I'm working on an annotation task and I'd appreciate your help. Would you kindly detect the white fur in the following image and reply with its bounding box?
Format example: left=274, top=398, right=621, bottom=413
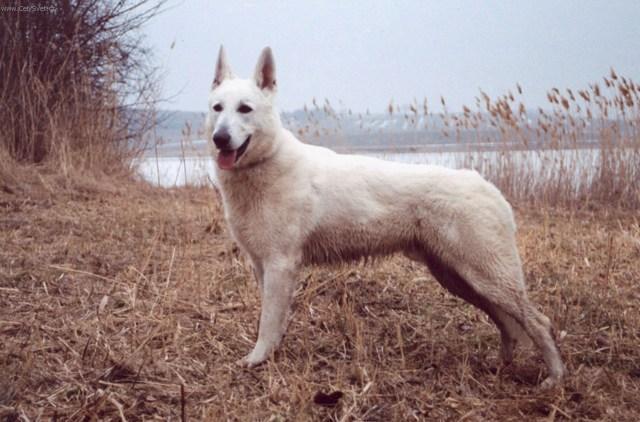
left=206, top=47, right=565, bottom=388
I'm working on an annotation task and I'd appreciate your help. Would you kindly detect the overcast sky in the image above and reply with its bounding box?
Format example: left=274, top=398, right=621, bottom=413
left=143, top=0, right=640, bottom=113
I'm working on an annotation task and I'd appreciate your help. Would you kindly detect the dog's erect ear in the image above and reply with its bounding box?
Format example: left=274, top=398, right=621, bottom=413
left=254, top=47, right=276, bottom=92
left=212, top=45, right=233, bottom=89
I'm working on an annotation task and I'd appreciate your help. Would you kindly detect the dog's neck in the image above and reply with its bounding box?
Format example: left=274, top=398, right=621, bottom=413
left=216, top=127, right=296, bottom=200
left=236, top=135, right=283, bottom=172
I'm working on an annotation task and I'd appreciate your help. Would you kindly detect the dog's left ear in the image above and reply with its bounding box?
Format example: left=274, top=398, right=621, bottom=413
left=254, top=47, right=276, bottom=92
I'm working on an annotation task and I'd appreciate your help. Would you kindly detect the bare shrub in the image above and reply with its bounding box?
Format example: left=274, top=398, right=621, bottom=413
left=0, top=0, right=164, bottom=174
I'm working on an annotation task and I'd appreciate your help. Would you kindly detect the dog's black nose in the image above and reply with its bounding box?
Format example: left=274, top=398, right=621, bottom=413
left=213, top=128, right=231, bottom=149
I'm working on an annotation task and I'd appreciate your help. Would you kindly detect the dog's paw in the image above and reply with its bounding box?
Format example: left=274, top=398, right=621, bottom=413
left=235, top=351, right=267, bottom=368
left=539, top=376, right=562, bottom=390
left=234, top=356, right=251, bottom=368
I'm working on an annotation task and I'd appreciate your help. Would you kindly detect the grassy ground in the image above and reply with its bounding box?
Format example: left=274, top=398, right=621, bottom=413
left=1, top=172, right=639, bottom=421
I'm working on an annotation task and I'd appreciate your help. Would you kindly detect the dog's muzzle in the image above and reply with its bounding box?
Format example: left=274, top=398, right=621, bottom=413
left=213, top=129, right=232, bottom=150
left=215, top=135, right=252, bottom=170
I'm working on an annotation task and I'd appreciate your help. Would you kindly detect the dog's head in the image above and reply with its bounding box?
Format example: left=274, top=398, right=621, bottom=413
left=206, top=46, right=280, bottom=170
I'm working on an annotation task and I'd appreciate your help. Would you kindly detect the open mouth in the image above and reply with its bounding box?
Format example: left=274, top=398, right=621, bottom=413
left=216, top=135, right=251, bottom=169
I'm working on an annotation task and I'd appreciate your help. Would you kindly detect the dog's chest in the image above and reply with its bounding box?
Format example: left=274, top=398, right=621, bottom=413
left=222, top=196, right=267, bottom=252
left=219, top=180, right=293, bottom=257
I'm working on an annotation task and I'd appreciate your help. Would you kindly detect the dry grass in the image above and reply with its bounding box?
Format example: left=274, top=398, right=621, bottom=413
left=1, top=170, right=639, bottom=421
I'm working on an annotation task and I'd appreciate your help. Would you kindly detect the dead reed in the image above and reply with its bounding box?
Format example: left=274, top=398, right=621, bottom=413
left=292, top=71, right=640, bottom=209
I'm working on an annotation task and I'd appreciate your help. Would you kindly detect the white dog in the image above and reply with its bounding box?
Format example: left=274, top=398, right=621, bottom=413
left=206, top=47, right=565, bottom=388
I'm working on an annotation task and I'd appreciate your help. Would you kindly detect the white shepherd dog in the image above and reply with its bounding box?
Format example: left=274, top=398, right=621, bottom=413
left=205, top=46, right=565, bottom=388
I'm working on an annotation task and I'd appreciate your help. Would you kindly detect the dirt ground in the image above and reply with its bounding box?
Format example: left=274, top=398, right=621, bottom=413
left=1, top=172, right=639, bottom=421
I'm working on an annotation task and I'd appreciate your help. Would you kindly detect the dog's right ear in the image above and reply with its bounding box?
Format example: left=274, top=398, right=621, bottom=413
left=212, top=46, right=233, bottom=89
left=254, top=47, right=276, bottom=93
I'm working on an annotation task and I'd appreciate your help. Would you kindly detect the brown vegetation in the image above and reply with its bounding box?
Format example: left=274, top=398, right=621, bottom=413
left=298, top=71, right=640, bottom=209
left=1, top=169, right=639, bottom=420
left=0, top=0, right=163, bottom=170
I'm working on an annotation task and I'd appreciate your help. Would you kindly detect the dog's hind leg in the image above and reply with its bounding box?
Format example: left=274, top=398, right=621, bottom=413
left=489, top=292, right=565, bottom=389
left=409, top=251, right=520, bottom=364
left=407, top=247, right=564, bottom=388
left=437, top=253, right=564, bottom=389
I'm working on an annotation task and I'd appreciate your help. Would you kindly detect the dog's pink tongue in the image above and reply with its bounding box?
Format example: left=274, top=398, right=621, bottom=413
left=217, top=150, right=237, bottom=169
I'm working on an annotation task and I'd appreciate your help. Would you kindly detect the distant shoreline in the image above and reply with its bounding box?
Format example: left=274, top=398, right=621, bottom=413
left=143, top=139, right=603, bottom=159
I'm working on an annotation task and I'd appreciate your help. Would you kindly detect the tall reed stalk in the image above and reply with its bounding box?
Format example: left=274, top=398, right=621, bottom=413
left=293, top=71, right=639, bottom=209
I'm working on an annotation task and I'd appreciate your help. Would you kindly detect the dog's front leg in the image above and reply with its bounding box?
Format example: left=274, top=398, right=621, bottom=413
left=237, top=256, right=299, bottom=367
left=249, top=257, right=264, bottom=297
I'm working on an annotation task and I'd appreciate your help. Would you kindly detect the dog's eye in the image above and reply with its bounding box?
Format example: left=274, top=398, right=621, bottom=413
left=213, top=103, right=223, bottom=112
left=237, top=104, right=253, bottom=114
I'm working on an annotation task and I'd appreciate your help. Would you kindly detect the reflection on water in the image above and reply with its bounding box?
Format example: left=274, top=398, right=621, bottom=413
left=136, top=148, right=605, bottom=188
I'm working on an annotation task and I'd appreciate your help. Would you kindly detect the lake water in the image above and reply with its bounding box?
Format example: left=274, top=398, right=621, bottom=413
left=136, top=146, right=608, bottom=188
